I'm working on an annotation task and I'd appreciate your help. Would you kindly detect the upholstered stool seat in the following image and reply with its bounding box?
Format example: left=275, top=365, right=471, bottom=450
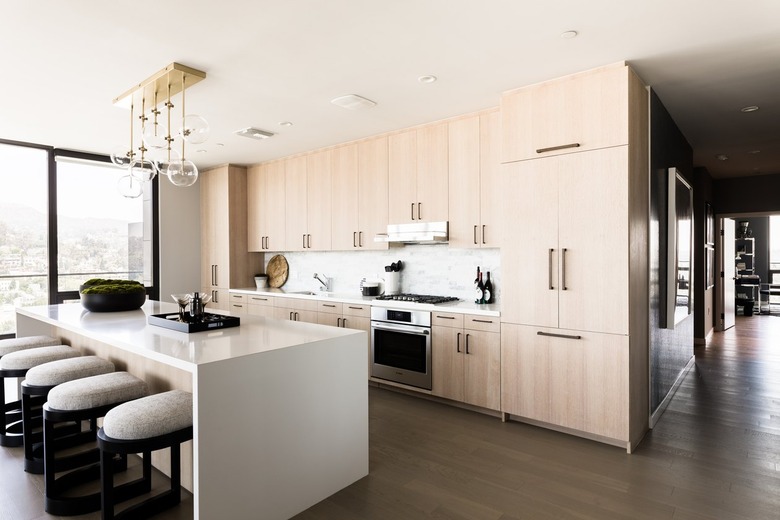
left=43, top=372, right=148, bottom=516
left=0, top=335, right=60, bottom=357
left=98, top=390, right=193, bottom=520
left=21, top=356, right=115, bottom=473
left=0, top=343, right=77, bottom=447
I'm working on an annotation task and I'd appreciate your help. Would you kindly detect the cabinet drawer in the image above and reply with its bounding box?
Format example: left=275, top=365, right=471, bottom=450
left=229, top=303, right=247, bottom=315
left=464, top=315, right=500, bottom=333
left=317, top=301, right=343, bottom=314
left=247, top=295, right=274, bottom=307
left=248, top=304, right=274, bottom=317
left=432, top=312, right=464, bottom=328
left=343, top=304, right=370, bottom=318
left=274, top=297, right=318, bottom=312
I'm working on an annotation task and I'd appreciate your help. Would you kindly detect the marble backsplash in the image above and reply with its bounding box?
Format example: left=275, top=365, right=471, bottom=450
left=264, top=245, right=501, bottom=303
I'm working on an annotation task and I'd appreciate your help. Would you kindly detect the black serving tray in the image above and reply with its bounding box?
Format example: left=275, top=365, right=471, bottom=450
left=148, top=312, right=240, bottom=333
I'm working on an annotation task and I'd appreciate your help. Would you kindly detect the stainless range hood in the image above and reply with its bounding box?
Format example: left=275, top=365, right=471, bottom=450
left=374, top=221, right=448, bottom=244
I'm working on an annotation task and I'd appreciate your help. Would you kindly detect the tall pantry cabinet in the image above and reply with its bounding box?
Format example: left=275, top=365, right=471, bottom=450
left=200, top=164, right=264, bottom=309
left=499, top=63, right=649, bottom=452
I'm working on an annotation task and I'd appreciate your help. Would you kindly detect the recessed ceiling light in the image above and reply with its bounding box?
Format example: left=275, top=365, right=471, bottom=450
left=418, top=75, right=437, bottom=84
left=235, top=127, right=275, bottom=140
left=330, top=94, right=377, bottom=110
left=279, top=121, right=293, bottom=127
left=715, top=154, right=729, bottom=161
left=747, top=150, right=761, bottom=154
left=740, top=105, right=759, bottom=113
left=216, top=143, right=224, bottom=147
left=560, top=30, right=578, bottom=39
left=196, top=149, right=207, bottom=153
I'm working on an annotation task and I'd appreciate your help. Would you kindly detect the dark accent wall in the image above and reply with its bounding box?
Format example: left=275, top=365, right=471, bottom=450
left=714, top=175, right=780, bottom=214
left=650, top=90, right=694, bottom=414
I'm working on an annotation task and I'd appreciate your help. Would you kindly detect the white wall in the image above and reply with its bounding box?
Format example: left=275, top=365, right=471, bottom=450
left=266, top=246, right=501, bottom=303
left=158, top=178, right=201, bottom=298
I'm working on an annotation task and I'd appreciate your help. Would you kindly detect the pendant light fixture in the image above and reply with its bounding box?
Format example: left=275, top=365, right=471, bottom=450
left=113, top=63, right=208, bottom=197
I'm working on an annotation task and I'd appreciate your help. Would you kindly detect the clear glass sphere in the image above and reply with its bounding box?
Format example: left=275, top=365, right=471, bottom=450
left=117, top=174, right=143, bottom=198
left=179, top=114, right=210, bottom=144
left=110, top=146, right=133, bottom=168
left=146, top=147, right=181, bottom=175
left=142, top=122, right=169, bottom=149
left=128, top=159, right=157, bottom=182
left=166, top=159, right=199, bottom=187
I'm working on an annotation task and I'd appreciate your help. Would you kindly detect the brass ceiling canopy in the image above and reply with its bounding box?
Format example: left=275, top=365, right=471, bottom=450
left=112, top=62, right=206, bottom=109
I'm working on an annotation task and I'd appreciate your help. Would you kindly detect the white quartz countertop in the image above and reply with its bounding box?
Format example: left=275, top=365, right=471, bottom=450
left=229, top=287, right=501, bottom=317
left=16, top=301, right=365, bottom=372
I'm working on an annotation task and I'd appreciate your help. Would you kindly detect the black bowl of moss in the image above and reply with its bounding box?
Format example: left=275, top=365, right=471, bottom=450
left=80, top=279, right=147, bottom=312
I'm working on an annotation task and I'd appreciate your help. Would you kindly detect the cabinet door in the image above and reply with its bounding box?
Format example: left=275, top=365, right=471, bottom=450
left=463, top=329, right=500, bottom=410
left=557, top=147, right=628, bottom=334
left=500, top=160, right=559, bottom=327
left=331, top=144, right=359, bottom=250
left=581, top=330, right=628, bottom=440
left=317, top=312, right=342, bottom=328
left=479, top=110, right=501, bottom=248
left=200, top=167, right=230, bottom=289
left=388, top=130, right=417, bottom=224
left=263, top=161, right=287, bottom=251
left=432, top=326, right=464, bottom=402
left=500, top=323, right=550, bottom=422
left=416, top=122, right=448, bottom=223
left=501, top=65, right=629, bottom=163
left=548, top=331, right=585, bottom=431
left=358, top=136, right=389, bottom=249
left=246, top=164, right=263, bottom=251
left=448, top=116, right=481, bottom=248
left=285, top=156, right=308, bottom=251
left=306, top=150, right=332, bottom=251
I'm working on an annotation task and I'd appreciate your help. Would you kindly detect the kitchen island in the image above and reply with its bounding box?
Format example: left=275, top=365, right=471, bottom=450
left=15, top=301, right=368, bottom=520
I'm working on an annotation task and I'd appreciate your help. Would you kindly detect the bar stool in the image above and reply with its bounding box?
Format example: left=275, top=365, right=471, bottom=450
left=98, top=390, right=193, bottom=520
left=22, top=355, right=116, bottom=473
left=0, top=343, right=78, bottom=447
left=43, top=371, right=148, bottom=516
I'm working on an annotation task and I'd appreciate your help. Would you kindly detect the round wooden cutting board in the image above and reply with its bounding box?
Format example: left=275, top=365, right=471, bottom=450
left=266, top=255, right=289, bottom=288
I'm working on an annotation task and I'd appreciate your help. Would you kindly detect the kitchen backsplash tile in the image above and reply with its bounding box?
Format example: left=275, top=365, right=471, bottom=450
left=265, top=246, right=500, bottom=303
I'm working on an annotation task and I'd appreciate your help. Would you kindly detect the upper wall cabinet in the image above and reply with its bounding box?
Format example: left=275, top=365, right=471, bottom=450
left=501, top=63, right=630, bottom=163
left=247, top=161, right=286, bottom=252
left=331, top=137, right=389, bottom=251
left=388, top=122, right=448, bottom=224
left=285, top=151, right=333, bottom=252
left=448, top=109, right=501, bottom=248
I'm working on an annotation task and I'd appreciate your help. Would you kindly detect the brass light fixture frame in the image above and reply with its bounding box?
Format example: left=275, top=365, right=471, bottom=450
left=113, top=62, right=206, bottom=109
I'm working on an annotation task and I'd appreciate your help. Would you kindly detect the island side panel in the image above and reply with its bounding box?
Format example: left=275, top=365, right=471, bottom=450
left=193, top=331, right=368, bottom=520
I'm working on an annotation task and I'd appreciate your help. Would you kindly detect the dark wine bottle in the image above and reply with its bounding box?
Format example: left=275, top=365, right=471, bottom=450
left=484, top=272, right=493, bottom=304
left=476, top=271, right=485, bottom=304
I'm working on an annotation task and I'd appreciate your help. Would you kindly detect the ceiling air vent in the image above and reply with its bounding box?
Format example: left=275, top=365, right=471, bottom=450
left=235, top=127, right=275, bottom=140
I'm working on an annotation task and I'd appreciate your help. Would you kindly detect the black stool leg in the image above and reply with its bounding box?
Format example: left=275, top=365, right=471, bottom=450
left=1, top=374, right=24, bottom=447
left=170, top=443, right=181, bottom=506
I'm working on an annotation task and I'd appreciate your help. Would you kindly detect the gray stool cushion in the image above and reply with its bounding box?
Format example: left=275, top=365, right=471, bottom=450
left=103, top=390, right=192, bottom=440
left=47, top=372, right=148, bottom=412
left=25, top=356, right=115, bottom=387
left=0, top=345, right=78, bottom=371
left=0, top=335, right=60, bottom=357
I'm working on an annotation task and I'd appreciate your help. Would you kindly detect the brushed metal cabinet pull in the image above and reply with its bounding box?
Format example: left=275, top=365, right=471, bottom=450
left=323, top=304, right=336, bottom=308
left=473, top=225, right=478, bottom=245
left=307, top=234, right=311, bottom=248
left=465, top=333, right=470, bottom=354
left=359, top=231, right=363, bottom=247
left=342, top=318, right=348, bottom=327
left=337, top=317, right=342, bottom=327
left=436, top=315, right=455, bottom=320
left=536, top=143, right=581, bottom=154
left=472, top=319, right=493, bottom=324
left=353, top=231, right=357, bottom=248
left=548, top=249, right=555, bottom=290
left=302, top=234, right=306, bottom=248
left=456, top=332, right=461, bottom=353
left=411, top=202, right=415, bottom=220
left=252, top=297, right=268, bottom=302
left=233, top=304, right=243, bottom=308
left=482, top=225, right=486, bottom=244
left=348, top=306, right=363, bottom=310
left=214, top=265, right=218, bottom=287
left=562, top=248, right=568, bottom=291
left=295, top=312, right=299, bottom=321
left=289, top=311, right=294, bottom=320
left=537, top=331, right=582, bottom=340
left=417, top=202, right=422, bottom=220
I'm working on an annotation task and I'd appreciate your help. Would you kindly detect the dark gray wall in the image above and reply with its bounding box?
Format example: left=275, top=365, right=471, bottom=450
left=714, top=175, right=780, bottom=214
left=650, top=90, right=694, bottom=414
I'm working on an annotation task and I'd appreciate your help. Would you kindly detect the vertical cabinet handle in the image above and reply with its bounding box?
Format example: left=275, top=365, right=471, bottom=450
left=411, top=202, right=415, bottom=220
left=359, top=231, right=363, bottom=247
left=342, top=318, right=347, bottom=328
left=353, top=232, right=357, bottom=248
left=473, top=225, right=478, bottom=245
left=295, top=312, right=300, bottom=321
left=289, top=311, right=294, bottom=320
left=465, top=333, right=470, bottom=354
left=482, top=225, right=486, bottom=244
left=562, top=248, right=568, bottom=290
left=337, top=317, right=342, bottom=327
left=307, top=234, right=311, bottom=248
left=213, top=265, right=218, bottom=287
left=417, top=202, right=422, bottom=220
left=548, top=249, right=555, bottom=290
left=456, top=332, right=461, bottom=353
left=302, top=234, right=306, bottom=248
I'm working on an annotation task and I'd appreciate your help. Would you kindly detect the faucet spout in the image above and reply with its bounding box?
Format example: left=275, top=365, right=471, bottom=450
left=313, top=273, right=331, bottom=292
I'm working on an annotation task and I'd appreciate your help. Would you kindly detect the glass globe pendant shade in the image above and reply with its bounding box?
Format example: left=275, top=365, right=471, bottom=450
left=142, top=122, right=169, bottom=149
left=110, top=146, right=133, bottom=168
left=128, top=159, right=157, bottom=182
left=117, top=174, right=143, bottom=198
left=179, top=114, right=210, bottom=144
left=146, top=147, right=181, bottom=175
left=166, top=159, right=199, bottom=187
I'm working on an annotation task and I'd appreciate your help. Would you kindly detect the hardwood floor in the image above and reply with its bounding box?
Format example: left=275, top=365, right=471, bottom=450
left=2, top=315, right=778, bottom=519
left=295, top=315, right=780, bottom=520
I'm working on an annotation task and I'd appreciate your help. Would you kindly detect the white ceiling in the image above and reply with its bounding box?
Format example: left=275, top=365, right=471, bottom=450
left=2, top=1, right=779, bottom=179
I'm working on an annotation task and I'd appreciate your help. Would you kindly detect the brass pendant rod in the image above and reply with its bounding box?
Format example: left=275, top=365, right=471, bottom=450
left=129, top=97, right=134, bottom=161
left=166, top=78, right=172, bottom=163
left=181, top=71, right=186, bottom=161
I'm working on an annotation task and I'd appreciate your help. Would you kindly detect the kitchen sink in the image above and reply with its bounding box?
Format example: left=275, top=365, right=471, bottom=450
left=289, top=290, right=333, bottom=297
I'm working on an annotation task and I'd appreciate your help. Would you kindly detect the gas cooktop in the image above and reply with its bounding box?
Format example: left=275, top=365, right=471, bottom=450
left=374, top=293, right=459, bottom=304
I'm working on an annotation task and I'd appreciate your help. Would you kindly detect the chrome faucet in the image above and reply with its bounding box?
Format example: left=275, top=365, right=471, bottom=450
left=313, top=273, right=331, bottom=292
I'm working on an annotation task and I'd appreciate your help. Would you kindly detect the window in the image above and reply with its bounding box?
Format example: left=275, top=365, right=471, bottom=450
left=0, top=142, right=50, bottom=335
left=770, top=215, right=780, bottom=282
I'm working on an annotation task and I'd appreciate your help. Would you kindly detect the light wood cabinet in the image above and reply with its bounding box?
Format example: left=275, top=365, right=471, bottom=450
left=500, top=147, right=629, bottom=334
left=331, top=139, right=388, bottom=250
left=247, top=161, right=286, bottom=251
left=388, top=123, right=448, bottom=224
left=448, top=110, right=500, bottom=248
left=501, top=63, right=630, bottom=163
left=285, top=152, right=332, bottom=251
left=274, top=296, right=318, bottom=323
left=285, top=156, right=308, bottom=251
left=431, top=311, right=500, bottom=410
left=200, top=165, right=263, bottom=310
left=501, top=323, right=628, bottom=440
left=247, top=294, right=274, bottom=317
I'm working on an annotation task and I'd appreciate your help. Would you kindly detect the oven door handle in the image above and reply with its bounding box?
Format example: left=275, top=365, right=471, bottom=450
left=371, top=322, right=431, bottom=335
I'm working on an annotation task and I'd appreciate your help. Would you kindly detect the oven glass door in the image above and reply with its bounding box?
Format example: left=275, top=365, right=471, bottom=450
left=371, top=322, right=432, bottom=389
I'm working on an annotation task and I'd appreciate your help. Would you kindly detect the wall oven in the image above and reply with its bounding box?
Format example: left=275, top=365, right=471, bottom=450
left=370, top=307, right=432, bottom=390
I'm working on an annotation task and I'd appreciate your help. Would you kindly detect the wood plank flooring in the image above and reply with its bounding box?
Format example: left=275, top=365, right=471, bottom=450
left=2, top=315, right=779, bottom=519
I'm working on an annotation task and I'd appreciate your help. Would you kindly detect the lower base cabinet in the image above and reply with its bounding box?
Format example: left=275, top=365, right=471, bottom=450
left=501, top=323, right=628, bottom=442
left=432, top=312, right=501, bottom=411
